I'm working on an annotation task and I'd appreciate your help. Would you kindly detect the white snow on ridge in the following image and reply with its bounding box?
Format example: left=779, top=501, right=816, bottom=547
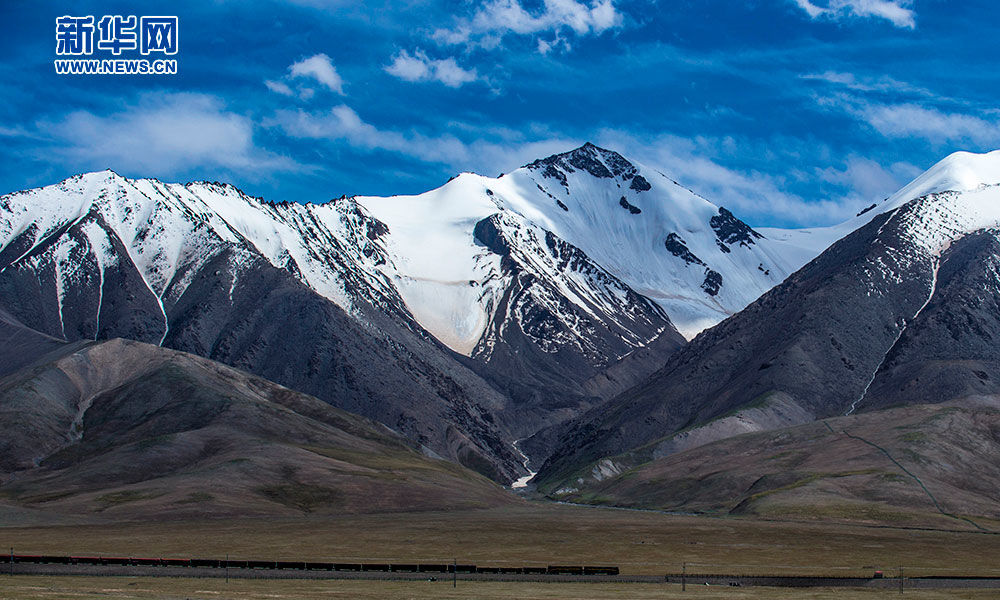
left=886, top=150, right=1000, bottom=211
left=354, top=174, right=504, bottom=354
left=760, top=150, right=1000, bottom=276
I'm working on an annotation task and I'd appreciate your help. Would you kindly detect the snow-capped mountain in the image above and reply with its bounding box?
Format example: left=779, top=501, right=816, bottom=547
left=368, top=143, right=829, bottom=341
left=10, top=143, right=993, bottom=484
left=536, top=149, right=1000, bottom=491
left=0, top=143, right=853, bottom=370
left=0, top=145, right=702, bottom=479
left=0, top=171, right=526, bottom=482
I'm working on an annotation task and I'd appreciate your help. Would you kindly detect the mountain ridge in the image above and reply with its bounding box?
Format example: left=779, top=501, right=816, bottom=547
left=533, top=149, right=1000, bottom=500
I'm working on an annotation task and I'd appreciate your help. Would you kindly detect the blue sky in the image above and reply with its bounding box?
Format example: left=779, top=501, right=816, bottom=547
left=1, top=0, right=998, bottom=227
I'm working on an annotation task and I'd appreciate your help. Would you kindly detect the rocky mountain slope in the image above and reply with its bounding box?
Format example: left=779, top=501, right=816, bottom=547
left=0, top=143, right=818, bottom=479
left=549, top=400, right=1000, bottom=529
left=0, top=332, right=514, bottom=519
left=0, top=174, right=522, bottom=481
left=535, top=150, right=1000, bottom=498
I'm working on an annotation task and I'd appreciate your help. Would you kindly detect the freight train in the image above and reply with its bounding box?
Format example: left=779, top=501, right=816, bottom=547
left=8, top=554, right=619, bottom=576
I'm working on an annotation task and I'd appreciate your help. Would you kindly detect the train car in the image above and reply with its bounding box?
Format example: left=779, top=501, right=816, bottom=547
left=498, top=567, right=523, bottom=574
left=451, top=564, right=477, bottom=574
left=191, top=558, right=222, bottom=568
left=166, top=558, right=192, bottom=568
left=547, top=565, right=584, bottom=575
left=476, top=566, right=502, bottom=574
left=7, top=553, right=621, bottom=580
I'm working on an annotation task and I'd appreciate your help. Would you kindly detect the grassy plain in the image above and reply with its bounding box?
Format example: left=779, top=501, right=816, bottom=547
left=2, top=576, right=999, bottom=600
left=2, top=503, right=998, bottom=578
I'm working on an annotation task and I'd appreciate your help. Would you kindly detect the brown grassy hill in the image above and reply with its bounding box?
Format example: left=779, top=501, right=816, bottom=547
left=0, top=338, right=516, bottom=520
left=545, top=399, right=1000, bottom=530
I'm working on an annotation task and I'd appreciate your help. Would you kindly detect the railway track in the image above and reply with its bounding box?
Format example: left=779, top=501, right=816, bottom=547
left=6, top=555, right=1000, bottom=588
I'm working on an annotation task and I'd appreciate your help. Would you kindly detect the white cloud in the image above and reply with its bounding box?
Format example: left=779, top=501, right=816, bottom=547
left=801, top=71, right=928, bottom=96
left=289, top=53, right=344, bottom=94
left=791, top=0, right=916, bottom=29
left=385, top=50, right=478, bottom=87
left=37, top=93, right=299, bottom=176
left=432, top=58, right=478, bottom=88
left=817, top=155, right=921, bottom=201
left=862, top=103, right=1000, bottom=146
left=265, top=79, right=295, bottom=97
left=267, top=105, right=575, bottom=175
left=434, top=0, right=622, bottom=50
left=266, top=103, right=887, bottom=227
left=820, top=94, right=1000, bottom=147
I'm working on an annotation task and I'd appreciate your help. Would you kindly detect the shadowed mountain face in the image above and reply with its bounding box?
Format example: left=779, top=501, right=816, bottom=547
left=861, top=230, right=1000, bottom=411
left=0, top=337, right=515, bottom=518
left=535, top=179, right=1000, bottom=496
left=466, top=212, right=684, bottom=441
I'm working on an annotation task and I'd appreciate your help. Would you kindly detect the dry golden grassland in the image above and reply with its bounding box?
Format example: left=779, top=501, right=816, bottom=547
left=2, top=503, right=998, bottom=578
left=1, top=576, right=999, bottom=600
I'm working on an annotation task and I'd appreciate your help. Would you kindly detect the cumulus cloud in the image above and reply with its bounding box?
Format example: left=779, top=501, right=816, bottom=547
left=289, top=53, right=344, bottom=94
left=791, top=0, right=916, bottom=29
left=265, top=53, right=344, bottom=100
left=36, top=93, right=299, bottom=176
left=434, top=0, right=622, bottom=50
left=385, top=50, right=478, bottom=87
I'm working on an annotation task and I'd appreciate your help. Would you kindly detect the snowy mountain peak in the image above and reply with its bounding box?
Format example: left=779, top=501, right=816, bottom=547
left=884, top=149, right=1000, bottom=211
left=521, top=143, right=658, bottom=197
left=343, top=144, right=840, bottom=341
